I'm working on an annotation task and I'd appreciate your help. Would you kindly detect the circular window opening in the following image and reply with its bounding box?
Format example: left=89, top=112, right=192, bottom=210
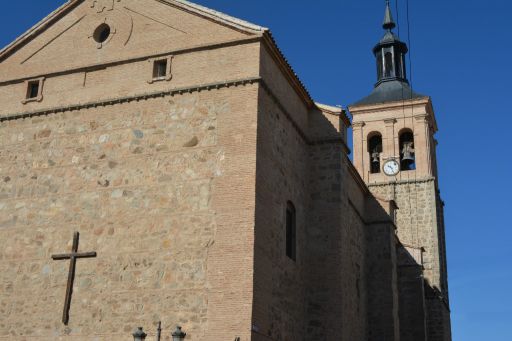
left=93, top=23, right=111, bottom=43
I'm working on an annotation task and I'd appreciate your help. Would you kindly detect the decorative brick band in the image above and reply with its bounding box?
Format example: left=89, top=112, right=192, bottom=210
left=367, top=177, right=436, bottom=187
left=0, top=77, right=261, bottom=123
left=0, top=76, right=351, bottom=156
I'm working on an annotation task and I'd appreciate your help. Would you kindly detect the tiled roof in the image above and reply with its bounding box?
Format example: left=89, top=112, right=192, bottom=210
left=350, top=80, right=427, bottom=107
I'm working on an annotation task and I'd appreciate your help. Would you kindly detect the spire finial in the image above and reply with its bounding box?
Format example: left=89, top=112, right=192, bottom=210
left=383, top=0, right=396, bottom=31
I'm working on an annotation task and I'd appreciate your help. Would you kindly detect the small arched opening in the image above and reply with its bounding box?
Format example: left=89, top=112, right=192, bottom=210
left=399, top=129, right=416, bottom=171
left=368, top=133, right=383, bottom=174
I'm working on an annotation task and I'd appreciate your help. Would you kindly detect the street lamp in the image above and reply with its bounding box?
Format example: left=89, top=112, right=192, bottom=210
left=172, top=326, right=186, bottom=341
left=133, top=327, right=147, bottom=341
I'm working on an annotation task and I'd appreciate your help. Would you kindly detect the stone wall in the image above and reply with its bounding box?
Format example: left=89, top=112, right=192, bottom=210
left=251, top=86, right=309, bottom=341
left=397, top=246, right=427, bottom=341
left=364, top=222, right=400, bottom=341
left=368, top=179, right=442, bottom=289
left=305, top=144, right=368, bottom=341
left=253, top=49, right=369, bottom=339
left=369, top=179, right=452, bottom=341
left=0, top=83, right=259, bottom=341
left=426, top=290, right=452, bottom=341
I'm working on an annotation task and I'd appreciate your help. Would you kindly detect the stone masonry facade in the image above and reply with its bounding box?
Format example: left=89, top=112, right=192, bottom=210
left=0, top=1, right=451, bottom=340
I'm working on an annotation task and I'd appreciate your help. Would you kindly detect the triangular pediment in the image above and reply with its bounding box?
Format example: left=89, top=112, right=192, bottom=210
left=0, top=0, right=266, bottom=81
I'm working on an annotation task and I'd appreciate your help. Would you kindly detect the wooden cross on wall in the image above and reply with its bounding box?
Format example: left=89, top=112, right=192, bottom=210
left=51, top=232, right=97, bottom=325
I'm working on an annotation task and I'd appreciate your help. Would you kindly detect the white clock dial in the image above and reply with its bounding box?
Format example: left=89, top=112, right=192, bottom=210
left=383, top=159, right=400, bottom=176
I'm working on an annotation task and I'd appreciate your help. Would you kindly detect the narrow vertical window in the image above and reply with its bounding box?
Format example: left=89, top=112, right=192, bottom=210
left=27, top=81, right=40, bottom=99
left=286, top=201, right=296, bottom=261
left=402, top=55, right=407, bottom=79
left=148, top=56, right=173, bottom=83
left=368, top=133, right=383, bottom=174
left=394, top=51, right=403, bottom=78
left=376, top=50, right=383, bottom=80
left=384, top=51, right=393, bottom=78
left=153, top=59, right=168, bottom=79
left=399, top=130, right=416, bottom=171
left=23, top=77, right=45, bottom=104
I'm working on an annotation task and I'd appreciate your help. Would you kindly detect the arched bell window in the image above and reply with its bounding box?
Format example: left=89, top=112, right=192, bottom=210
left=368, top=133, right=383, bottom=174
left=399, top=130, right=416, bottom=171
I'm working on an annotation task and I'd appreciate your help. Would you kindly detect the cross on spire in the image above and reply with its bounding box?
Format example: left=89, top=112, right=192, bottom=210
left=383, top=0, right=396, bottom=31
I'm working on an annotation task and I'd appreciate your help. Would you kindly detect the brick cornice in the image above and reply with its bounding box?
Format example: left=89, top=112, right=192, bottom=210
left=352, top=121, right=365, bottom=129
left=367, top=177, right=436, bottom=187
left=0, top=77, right=261, bottom=123
left=384, top=118, right=397, bottom=125
left=0, top=76, right=351, bottom=156
left=348, top=96, right=431, bottom=114
left=414, top=113, right=429, bottom=122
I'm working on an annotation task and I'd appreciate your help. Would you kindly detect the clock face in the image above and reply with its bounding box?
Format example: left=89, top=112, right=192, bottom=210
left=383, top=159, right=400, bottom=176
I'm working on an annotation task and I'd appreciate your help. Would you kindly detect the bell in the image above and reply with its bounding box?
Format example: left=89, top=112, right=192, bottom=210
left=402, top=142, right=415, bottom=162
left=371, top=151, right=380, bottom=164
left=402, top=150, right=414, bottom=162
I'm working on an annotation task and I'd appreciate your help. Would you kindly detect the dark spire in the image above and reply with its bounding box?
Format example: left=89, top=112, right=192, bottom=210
left=383, top=0, right=396, bottom=31
left=370, top=0, right=408, bottom=86
left=350, top=0, right=426, bottom=106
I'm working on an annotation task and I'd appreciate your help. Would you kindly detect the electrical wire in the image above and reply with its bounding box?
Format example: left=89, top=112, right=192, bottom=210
left=394, top=0, right=420, bottom=246
left=405, top=0, right=421, bottom=247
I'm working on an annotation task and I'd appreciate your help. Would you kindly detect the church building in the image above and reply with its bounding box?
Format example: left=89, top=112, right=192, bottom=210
left=0, top=0, right=451, bottom=340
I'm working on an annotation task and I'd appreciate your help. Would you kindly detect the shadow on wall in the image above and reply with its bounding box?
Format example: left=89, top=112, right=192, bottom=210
left=250, top=94, right=349, bottom=340
left=397, top=245, right=451, bottom=341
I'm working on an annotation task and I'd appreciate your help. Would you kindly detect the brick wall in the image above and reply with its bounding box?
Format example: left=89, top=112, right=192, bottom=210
left=251, top=86, right=309, bottom=341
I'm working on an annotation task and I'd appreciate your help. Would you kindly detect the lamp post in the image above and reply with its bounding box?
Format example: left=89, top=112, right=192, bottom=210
left=133, top=327, right=147, bottom=341
left=171, top=326, right=186, bottom=341
left=156, top=321, right=162, bottom=341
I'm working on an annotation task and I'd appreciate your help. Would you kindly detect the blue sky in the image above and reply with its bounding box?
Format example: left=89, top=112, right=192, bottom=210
left=1, top=1, right=511, bottom=340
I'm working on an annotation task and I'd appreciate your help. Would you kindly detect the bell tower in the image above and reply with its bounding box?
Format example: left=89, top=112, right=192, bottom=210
left=348, top=2, right=452, bottom=341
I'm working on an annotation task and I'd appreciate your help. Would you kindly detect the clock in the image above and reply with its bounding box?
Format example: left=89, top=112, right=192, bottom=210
left=383, top=159, right=400, bottom=176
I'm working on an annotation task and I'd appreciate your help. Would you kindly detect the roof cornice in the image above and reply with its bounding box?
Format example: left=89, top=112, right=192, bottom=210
left=0, top=0, right=82, bottom=63
left=348, top=96, right=431, bottom=113
left=160, top=0, right=268, bottom=33
left=0, top=0, right=266, bottom=63
left=156, top=0, right=267, bottom=34
left=315, top=102, right=351, bottom=127
left=261, top=31, right=314, bottom=108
